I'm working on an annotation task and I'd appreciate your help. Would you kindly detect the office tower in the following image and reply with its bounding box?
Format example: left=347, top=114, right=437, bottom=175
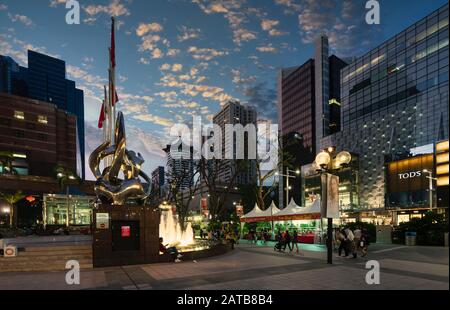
left=213, top=100, right=257, bottom=185
left=0, top=50, right=85, bottom=179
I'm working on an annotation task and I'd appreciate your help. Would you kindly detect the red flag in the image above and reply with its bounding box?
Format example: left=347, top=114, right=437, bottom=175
left=110, top=17, right=116, bottom=68
left=98, top=103, right=105, bottom=129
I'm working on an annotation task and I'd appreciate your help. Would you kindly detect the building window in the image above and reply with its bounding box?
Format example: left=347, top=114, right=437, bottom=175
left=38, top=115, right=48, bottom=125
left=38, top=133, right=48, bottom=141
left=14, top=111, right=25, bottom=120
left=26, top=123, right=36, bottom=130
left=14, top=130, right=25, bottom=139
left=0, top=118, right=11, bottom=126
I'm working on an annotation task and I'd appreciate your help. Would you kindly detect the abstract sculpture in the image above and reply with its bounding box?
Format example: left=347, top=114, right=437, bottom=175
left=89, top=111, right=151, bottom=205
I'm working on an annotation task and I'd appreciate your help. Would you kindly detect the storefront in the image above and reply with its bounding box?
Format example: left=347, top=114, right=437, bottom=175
left=43, top=194, right=96, bottom=227
left=385, top=153, right=446, bottom=224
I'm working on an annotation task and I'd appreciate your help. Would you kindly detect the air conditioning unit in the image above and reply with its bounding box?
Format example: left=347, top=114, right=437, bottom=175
left=4, top=246, right=17, bottom=257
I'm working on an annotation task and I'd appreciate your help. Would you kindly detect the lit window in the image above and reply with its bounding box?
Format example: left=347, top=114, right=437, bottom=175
left=14, top=111, right=25, bottom=120
left=38, top=115, right=48, bottom=125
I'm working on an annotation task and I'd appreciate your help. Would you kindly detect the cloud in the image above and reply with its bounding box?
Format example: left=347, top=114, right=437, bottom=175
left=261, top=19, right=279, bottom=31
left=256, top=44, right=278, bottom=53
left=187, top=46, right=228, bottom=61
left=0, top=4, right=7, bottom=10
left=8, top=13, right=34, bottom=27
left=177, top=26, right=202, bottom=42
left=136, top=22, right=164, bottom=36
left=192, top=0, right=259, bottom=46
left=276, top=0, right=379, bottom=55
left=244, top=82, right=277, bottom=122
left=84, top=0, right=130, bottom=18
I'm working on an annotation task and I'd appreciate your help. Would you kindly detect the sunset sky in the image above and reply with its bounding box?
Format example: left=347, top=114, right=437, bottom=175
left=0, top=0, right=447, bottom=178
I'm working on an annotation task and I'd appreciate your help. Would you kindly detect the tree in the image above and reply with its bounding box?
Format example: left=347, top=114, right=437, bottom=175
left=0, top=151, right=18, bottom=175
left=54, top=164, right=80, bottom=194
left=253, top=132, right=298, bottom=211
left=0, top=191, right=25, bottom=228
left=199, top=157, right=247, bottom=220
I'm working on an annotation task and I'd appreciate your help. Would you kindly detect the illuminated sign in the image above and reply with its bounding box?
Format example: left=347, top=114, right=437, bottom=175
left=121, top=226, right=131, bottom=238
left=398, top=171, right=422, bottom=180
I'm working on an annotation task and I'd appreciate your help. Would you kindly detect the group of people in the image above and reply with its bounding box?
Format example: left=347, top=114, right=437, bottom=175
left=274, top=230, right=301, bottom=254
left=334, top=227, right=370, bottom=258
left=247, top=229, right=271, bottom=245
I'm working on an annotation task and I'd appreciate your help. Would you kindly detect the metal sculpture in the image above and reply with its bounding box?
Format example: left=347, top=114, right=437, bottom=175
left=89, top=111, right=151, bottom=205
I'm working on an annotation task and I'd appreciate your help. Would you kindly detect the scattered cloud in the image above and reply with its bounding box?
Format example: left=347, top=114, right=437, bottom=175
left=177, top=26, right=202, bottom=42
left=256, top=44, right=278, bottom=53
left=136, top=22, right=163, bottom=36
left=187, top=46, right=228, bottom=61
left=8, top=13, right=34, bottom=27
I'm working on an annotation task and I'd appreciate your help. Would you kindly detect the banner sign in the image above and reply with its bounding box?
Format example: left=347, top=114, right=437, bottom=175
left=96, top=213, right=110, bottom=230
left=321, top=173, right=340, bottom=219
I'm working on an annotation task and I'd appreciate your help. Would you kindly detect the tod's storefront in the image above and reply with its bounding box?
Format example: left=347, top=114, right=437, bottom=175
left=386, top=153, right=447, bottom=224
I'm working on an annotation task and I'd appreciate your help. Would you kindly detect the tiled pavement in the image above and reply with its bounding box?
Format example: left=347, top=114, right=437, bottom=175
left=0, top=243, right=448, bottom=290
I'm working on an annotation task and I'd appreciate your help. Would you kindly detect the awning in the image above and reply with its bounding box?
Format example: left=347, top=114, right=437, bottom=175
left=273, top=198, right=322, bottom=221
left=240, top=202, right=280, bottom=223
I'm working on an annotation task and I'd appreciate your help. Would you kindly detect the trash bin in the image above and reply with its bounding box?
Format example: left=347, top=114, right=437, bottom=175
left=405, top=232, right=417, bottom=246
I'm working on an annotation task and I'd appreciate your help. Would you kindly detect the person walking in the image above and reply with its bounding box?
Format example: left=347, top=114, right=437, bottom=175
left=337, top=229, right=349, bottom=257
left=283, top=230, right=293, bottom=252
left=292, top=230, right=300, bottom=253
left=345, top=227, right=357, bottom=258
left=353, top=227, right=362, bottom=255
left=360, top=228, right=370, bottom=257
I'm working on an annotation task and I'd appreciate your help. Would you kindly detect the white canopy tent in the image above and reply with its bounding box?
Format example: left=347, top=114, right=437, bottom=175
left=259, top=201, right=281, bottom=218
left=273, top=198, right=322, bottom=220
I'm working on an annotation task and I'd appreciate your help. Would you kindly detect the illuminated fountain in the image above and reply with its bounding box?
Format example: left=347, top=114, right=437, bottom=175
left=159, top=206, right=195, bottom=248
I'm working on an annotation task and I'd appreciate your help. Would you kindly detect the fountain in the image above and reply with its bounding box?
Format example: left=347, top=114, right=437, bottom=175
left=159, top=207, right=195, bottom=248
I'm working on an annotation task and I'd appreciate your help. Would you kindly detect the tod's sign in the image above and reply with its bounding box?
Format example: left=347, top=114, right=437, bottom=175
left=398, top=171, right=422, bottom=180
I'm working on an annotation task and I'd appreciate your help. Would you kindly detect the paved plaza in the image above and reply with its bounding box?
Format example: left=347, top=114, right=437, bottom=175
left=0, top=243, right=448, bottom=290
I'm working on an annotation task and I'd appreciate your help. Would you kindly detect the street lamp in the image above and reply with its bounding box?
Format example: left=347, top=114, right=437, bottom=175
left=423, top=169, right=437, bottom=212
left=314, top=148, right=352, bottom=265
left=276, top=168, right=300, bottom=208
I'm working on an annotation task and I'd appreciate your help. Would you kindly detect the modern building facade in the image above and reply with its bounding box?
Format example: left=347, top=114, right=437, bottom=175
left=163, top=142, right=195, bottom=191
left=0, top=50, right=85, bottom=179
left=0, top=93, right=78, bottom=176
left=213, top=100, right=257, bottom=185
left=277, top=37, right=347, bottom=208
left=318, top=3, right=449, bottom=222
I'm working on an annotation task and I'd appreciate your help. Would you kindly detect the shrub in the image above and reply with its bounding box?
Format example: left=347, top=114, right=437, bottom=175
left=393, top=212, right=448, bottom=246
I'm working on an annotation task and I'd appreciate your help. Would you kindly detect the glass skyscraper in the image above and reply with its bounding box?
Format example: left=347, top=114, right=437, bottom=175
left=320, top=3, right=449, bottom=214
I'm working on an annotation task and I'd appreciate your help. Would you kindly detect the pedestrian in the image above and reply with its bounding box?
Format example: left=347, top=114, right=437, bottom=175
left=283, top=230, right=292, bottom=252
left=360, top=228, right=370, bottom=257
left=345, top=227, right=357, bottom=258
left=337, top=229, right=349, bottom=257
left=292, top=230, right=300, bottom=253
left=353, top=227, right=362, bottom=254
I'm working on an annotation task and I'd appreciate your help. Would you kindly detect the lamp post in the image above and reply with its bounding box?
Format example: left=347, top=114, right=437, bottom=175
left=314, top=147, right=352, bottom=265
left=423, top=169, right=437, bottom=212
left=276, top=168, right=300, bottom=208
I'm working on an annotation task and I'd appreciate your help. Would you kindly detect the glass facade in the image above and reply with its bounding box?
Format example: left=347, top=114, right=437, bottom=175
left=43, top=194, right=95, bottom=226
left=321, top=3, right=449, bottom=211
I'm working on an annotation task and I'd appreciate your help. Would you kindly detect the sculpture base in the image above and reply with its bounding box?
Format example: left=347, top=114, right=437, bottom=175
left=92, top=204, right=160, bottom=268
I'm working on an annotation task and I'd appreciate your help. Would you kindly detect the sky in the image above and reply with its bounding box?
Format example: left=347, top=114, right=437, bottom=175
left=0, top=0, right=447, bottom=180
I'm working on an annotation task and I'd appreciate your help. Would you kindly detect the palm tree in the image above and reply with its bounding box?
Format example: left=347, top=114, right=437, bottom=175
left=0, top=191, right=25, bottom=228
left=0, top=151, right=18, bottom=175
